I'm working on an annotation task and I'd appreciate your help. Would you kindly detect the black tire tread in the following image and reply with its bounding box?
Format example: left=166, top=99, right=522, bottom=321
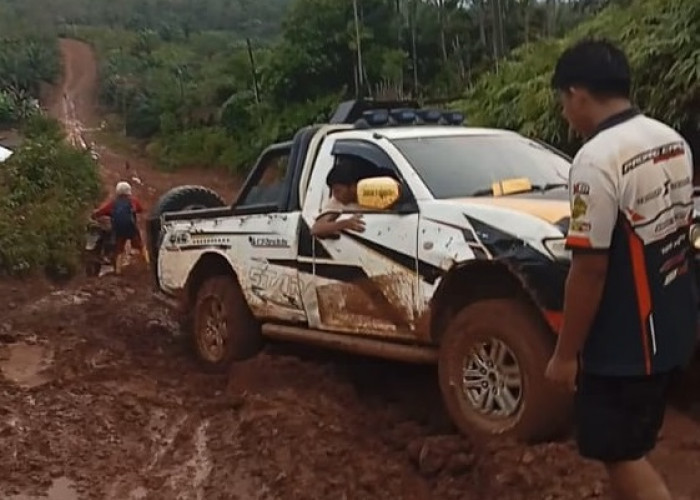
left=149, top=185, right=225, bottom=219
left=438, top=298, right=572, bottom=444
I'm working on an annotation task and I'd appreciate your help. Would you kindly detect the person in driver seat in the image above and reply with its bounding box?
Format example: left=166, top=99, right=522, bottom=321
left=311, top=156, right=369, bottom=237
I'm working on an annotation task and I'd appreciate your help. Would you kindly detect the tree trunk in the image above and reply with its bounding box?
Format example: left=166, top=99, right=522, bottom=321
left=453, top=35, right=467, bottom=84
left=438, top=0, right=448, bottom=63
left=410, top=0, right=419, bottom=95
left=546, top=0, right=557, bottom=37
left=352, top=0, right=364, bottom=96
left=523, top=0, right=531, bottom=44
left=395, top=0, right=401, bottom=49
left=491, top=0, right=505, bottom=61
left=476, top=0, right=487, bottom=48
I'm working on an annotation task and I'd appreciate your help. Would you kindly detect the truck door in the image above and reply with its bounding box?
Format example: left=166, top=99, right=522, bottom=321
left=302, top=139, right=421, bottom=340
left=230, top=144, right=306, bottom=323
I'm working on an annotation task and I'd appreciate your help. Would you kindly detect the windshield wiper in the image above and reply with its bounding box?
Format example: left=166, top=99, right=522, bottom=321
left=532, top=182, right=568, bottom=192
left=469, top=182, right=567, bottom=198
left=470, top=188, right=494, bottom=197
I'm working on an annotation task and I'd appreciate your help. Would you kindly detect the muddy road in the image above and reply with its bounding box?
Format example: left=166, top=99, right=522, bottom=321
left=2, top=39, right=700, bottom=500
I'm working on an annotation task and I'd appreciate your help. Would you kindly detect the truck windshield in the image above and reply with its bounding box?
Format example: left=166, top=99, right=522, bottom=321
left=390, top=134, right=571, bottom=199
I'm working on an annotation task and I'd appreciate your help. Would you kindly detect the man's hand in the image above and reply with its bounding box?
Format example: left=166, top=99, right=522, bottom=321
left=341, top=214, right=365, bottom=232
left=545, top=354, right=578, bottom=392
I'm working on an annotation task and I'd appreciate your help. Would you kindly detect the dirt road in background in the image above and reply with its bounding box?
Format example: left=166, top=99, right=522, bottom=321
left=2, top=39, right=700, bottom=500
left=49, top=38, right=238, bottom=208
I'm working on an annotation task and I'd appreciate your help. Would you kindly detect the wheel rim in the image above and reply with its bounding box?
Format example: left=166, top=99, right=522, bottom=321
left=461, top=338, right=523, bottom=419
left=197, top=296, right=228, bottom=363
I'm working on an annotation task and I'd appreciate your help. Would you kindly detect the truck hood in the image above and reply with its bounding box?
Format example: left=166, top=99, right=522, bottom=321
left=420, top=195, right=570, bottom=257
left=452, top=197, right=570, bottom=225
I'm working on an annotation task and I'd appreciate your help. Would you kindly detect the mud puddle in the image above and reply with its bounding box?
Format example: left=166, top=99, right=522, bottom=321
left=25, top=290, right=91, bottom=313
left=6, top=478, right=78, bottom=500
left=0, top=342, right=53, bottom=388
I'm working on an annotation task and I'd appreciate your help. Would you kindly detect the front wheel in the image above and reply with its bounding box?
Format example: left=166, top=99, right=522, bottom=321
left=192, top=275, right=263, bottom=372
left=438, top=298, right=572, bottom=444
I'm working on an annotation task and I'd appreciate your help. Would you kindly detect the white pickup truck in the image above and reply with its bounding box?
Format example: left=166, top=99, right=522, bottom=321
left=147, top=100, right=581, bottom=443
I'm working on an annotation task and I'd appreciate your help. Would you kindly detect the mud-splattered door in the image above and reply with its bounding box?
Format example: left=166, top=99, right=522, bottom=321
left=309, top=212, right=420, bottom=339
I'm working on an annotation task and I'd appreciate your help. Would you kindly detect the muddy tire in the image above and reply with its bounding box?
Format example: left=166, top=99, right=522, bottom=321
left=146, top=185, right=225, bottom=287
left=438, top=298, right=572, bottom=444
left=192, top=275, right=262, bottom=373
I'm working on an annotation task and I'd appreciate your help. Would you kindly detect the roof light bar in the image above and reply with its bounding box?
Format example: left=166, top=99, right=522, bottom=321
left=389, top=108, right=416, bottom=125
left=351, top=107, right=466, bottom=129
left=362, top=109, right=390, bottom=127
left=417, top=109, right=442, bottom=124
left=442, top=111, right=465, bottom=125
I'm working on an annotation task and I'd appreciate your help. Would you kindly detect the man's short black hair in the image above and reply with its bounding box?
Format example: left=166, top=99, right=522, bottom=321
left=326, top=156, right=364, bottom=187
left=551, top=39, right=631, bottom=99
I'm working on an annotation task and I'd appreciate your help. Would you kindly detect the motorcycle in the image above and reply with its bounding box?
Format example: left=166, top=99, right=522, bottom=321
left=84, top=217, right=117, bottom=276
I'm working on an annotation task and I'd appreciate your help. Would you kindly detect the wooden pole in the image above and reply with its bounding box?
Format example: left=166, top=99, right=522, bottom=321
left=246, top=38, right=261, bottom=105
left=352, top=0, right=364, bottom=97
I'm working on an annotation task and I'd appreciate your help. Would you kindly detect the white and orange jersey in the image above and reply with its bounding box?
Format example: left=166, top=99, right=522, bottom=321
left=566, top=108, right=697, bottom=376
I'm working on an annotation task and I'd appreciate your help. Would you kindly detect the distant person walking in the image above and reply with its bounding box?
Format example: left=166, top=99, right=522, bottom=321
left=92, top=181, right=150, bottom=275
left=545, top=39, right=696, bottom=500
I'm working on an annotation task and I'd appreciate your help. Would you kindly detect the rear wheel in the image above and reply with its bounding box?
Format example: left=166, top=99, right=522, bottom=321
left=438, top=298, right=572, bottom=443
left=192, top=275, right=262, bottom=372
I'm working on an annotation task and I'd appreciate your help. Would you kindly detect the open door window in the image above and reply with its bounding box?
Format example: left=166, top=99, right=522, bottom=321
left=328, top=139, right=418, bottom=214
left=233, top=143, right=292, bottom=215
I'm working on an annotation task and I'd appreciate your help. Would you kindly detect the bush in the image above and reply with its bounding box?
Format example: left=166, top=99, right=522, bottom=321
left=0, top=90, right=43, bottom=128
left=457, top=0, right=700, bottom=154
left=0, top=121, right=101, bottom=278
left=20, top=113, right=64, bottom=141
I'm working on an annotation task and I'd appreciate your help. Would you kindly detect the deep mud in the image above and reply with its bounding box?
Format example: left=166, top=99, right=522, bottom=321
left=2, top=39, right=700, bottom=500
left=3, top=277, right=700, bottom=500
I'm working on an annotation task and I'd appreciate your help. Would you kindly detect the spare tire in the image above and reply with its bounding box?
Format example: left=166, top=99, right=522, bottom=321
left=146, top=185, right=226, bottom=288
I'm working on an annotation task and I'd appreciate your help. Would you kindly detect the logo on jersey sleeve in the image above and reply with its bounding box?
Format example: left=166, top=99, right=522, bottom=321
left=573, top=182, right=590, bottom=195
left=571, top=194, right=588, bottom=220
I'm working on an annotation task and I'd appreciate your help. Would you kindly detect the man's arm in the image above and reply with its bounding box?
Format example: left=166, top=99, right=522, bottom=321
left=555, top=159, right=617, bottom=361
left=555, top=252, right=609, bottom=359
left=312, top=198, right=347, bottom=237
left=311, top=212, right=346, bottom=237
left=131, top=197, right=144, bottom=214
left=92, top=199, right=114, bottom=218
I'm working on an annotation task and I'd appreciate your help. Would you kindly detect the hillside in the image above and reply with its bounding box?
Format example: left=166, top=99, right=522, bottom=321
left=0, top=0, right=293, bottom=39
left=456, top=0, right=700, bottom=156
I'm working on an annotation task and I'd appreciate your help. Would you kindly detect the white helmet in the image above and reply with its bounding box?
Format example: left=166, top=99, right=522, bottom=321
left=115, top=181, right=132, bottom=196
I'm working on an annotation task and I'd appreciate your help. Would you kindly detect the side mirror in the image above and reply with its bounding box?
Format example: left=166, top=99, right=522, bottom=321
left=690, top=223, right=700, bottom=251
left=356, top=176, right=401, bottom=210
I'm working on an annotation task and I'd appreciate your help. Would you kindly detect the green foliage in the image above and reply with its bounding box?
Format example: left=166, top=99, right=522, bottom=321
left=0, top=92, right=14, bottom=125
left=220, top=91, right=256, bottom=134
left=0, top=35, right=60, bottom=98
left=53, top=0, right=292, bottom=39
left=20, top=113, right=65, bottom=141
left=0, top=5, right=60, bottom=127
left=0, top=116, right=101, bottom=278
left=458, top=0, right=700, bottom=153
left=49, top=1, right=618, bottom=174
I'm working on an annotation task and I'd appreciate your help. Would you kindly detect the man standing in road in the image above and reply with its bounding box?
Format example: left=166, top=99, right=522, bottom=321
left=545, top=39, right=697, bottom=500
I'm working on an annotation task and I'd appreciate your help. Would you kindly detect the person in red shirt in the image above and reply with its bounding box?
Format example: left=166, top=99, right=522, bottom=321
left=92, top=181, right=149, bottom=274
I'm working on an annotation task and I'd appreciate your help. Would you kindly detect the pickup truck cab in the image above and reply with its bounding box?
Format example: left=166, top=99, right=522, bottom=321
left=148, top=100, right=583, bottom=443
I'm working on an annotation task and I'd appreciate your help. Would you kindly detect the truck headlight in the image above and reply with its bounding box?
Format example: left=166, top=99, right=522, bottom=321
left=690, top=224, right=700, bottom=251
left=542, top=237, right=571, bottom=261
